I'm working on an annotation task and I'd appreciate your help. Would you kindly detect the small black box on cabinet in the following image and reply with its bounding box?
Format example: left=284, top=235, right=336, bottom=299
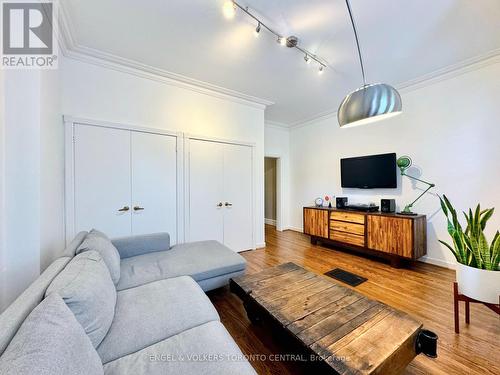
left=336, top=197, right=348, bottom=209
left=381, top=199, right=396, bottom=213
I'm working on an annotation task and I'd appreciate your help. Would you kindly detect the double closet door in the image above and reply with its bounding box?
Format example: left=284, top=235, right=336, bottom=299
left=188, top=139, right=253, bottom=252
left=73, top=124, right=177, bottom=242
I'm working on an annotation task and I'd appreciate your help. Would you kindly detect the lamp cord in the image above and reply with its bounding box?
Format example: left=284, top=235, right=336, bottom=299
left=345, top=0, right=366, bottom=86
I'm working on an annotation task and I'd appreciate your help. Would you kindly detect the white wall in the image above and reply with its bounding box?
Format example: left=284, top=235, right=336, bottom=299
left=264, top=124, right=290, bottom=231
left=0, top=70, right=5, bottom=311
left=1, top=71, right=42, bottom=311
left=289, top=61, right=500, bottom=268
left=40, top=69, right=64, bottom=270
left=60, top=57, right=266, bottom=247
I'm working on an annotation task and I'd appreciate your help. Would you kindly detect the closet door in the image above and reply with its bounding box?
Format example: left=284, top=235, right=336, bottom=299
left=131, top=132, right=177, bottom=242
left=74, top=124, right=131, bottom=237
left=188, top=139, right=224, bottom=243
left=223, top=143, right=253, bottom=251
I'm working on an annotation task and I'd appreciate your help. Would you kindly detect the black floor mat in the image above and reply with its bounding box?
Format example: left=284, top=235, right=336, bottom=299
left=324, top=268, right=367, bottom=287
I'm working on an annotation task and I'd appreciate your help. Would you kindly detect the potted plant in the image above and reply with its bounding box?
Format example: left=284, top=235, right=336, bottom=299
left=439, top=195, right=500, bottom=304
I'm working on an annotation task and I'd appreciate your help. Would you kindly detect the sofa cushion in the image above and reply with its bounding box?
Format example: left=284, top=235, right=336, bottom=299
left=117, top=240, right=246, bottom=291
left=61, top=231, right=88, bottom=258
left=111, top=233, right=170, bottom=259
left=46, top=251, right=116, bottom=348
left=77, top=229, right=121, bottom=284
left=0, top=257, right=71, bottom=357
left=103, top=321, right=256, bottom=375
left=0, top=293, right=103, bottom=375
left=97, top=276, right=219, bottom=364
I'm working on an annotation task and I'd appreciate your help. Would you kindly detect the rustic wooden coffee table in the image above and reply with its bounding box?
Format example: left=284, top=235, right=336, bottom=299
left=230, top=262, right=431, bottom=374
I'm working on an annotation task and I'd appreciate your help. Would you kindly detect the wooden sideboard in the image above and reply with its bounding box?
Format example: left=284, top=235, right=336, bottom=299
left=303, top=206, right=426, bottom=267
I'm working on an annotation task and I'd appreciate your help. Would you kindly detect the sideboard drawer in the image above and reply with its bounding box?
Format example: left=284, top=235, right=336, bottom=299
left=330, top=231, right=365, bottom=247
left=330, top=220, right=365, bottom=236
left=330, top=211, right=365, bottom=224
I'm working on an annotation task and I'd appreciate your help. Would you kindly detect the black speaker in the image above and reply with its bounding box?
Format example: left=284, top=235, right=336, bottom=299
left=381, top=199, right=396, bottom=213
left=336, top=197, right=348, bottom=209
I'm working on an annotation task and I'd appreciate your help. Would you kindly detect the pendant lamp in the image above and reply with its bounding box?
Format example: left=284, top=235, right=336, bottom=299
left=338, top=0, right=402, bottom=128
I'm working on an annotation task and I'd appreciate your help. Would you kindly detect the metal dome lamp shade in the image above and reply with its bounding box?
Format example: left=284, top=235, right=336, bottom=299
left=338, top=0, right=402, bottom=128
left=397, top=156, right=435, bottom=216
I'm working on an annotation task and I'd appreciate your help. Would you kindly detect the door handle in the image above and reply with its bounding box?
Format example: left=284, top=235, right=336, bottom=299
left=118, top=206, right=130, bottom=212
left=225, top=202, right=233, bottom=207
left=133, top=206, right=145, bottom=211
left=217, top=202, right=223, bottom=207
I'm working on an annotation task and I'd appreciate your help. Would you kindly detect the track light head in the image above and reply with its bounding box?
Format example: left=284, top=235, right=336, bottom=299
left=254, top=22, right=261, bottom=37
left=304, top=55, right=311, bottom=64
left=318, top=65, right=324, bottom=74
left=222, top=1, right=236, bottom=19
left=278, top=36, right=286, bottom=46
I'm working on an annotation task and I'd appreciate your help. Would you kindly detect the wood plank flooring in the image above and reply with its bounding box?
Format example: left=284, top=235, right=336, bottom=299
left=208, top=225, right=500, bottom=375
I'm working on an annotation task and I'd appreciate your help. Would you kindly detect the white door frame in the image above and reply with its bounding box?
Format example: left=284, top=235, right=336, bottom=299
left=63, top=115, right=183, bottom=244
left=184, top=133, right=256, bottom=251
left=264, top=154, right=283, bottom=232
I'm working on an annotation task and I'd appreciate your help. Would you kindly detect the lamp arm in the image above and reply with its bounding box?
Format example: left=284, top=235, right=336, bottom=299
left=408, top=184, right=434, bottom=208
left=401, top=172, right=435, bottom=188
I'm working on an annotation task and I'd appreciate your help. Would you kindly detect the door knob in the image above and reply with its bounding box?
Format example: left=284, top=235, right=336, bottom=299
left=217, top=202, right=223, bottom=207
left=118, top=206, right=130, bottom=212
left=133, top=206, right=145, bottom=211
left=225, top=202, right=233, bottom=207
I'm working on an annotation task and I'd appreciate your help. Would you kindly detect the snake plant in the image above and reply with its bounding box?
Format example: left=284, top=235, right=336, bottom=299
left=439, top=195, right=499, bottom=271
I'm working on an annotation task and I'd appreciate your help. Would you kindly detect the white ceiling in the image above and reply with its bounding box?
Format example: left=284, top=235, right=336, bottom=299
left=63, top=0, right=500, bottom=126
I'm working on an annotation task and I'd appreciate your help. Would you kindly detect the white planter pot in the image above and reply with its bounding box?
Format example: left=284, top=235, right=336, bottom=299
left=456, top=263, right=500, bottom=304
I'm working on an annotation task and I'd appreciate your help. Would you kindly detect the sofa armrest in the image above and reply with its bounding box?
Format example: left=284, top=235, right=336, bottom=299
left=111, top=233, right=170, bottom=259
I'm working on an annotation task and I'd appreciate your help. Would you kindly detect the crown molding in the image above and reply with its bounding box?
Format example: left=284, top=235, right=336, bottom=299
left=290, top=108, right=338, bottom=130
left=265, top=121, right=291, bottom=130
left=290, top=48, right=500, bottom=130
left=57, top=4, right=273, bottom=110
left=397, top=47, right=500, bottom=93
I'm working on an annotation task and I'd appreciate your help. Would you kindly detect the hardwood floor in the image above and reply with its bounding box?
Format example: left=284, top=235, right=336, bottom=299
left=208, top=225, right=500, bottom=375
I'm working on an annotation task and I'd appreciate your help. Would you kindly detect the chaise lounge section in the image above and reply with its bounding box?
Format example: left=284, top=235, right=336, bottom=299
left=0, top=230, right=254, bottom=375
left=113, top=234, right=247, bottom=291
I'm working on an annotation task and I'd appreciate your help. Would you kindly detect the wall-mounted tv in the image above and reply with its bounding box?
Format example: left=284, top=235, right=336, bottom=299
left=341, top=153, right=397, bottom=189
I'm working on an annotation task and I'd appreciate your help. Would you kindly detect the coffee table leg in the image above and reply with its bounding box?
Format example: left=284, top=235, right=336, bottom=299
left=244, top=301, right=261, bottom=324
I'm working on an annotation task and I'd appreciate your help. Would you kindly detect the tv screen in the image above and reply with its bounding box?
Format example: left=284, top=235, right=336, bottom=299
left=341, top=153, right=397, bottom=189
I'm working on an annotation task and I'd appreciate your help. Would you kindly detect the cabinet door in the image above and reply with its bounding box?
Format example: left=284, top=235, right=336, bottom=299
left=303, top=208, right=329, bottom=238
left=74, top=124, right=131, bottom=237
left=367, top=216, right=413, bottom=257
left=223, top=143, right=253, bottom=252
left=188, top=139, right=224, bottom=243
left=131, top=132, right=177, bottom=242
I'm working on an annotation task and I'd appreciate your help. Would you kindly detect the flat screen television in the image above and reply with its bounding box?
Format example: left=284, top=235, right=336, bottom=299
left=341, top=153, right=397, bottom=189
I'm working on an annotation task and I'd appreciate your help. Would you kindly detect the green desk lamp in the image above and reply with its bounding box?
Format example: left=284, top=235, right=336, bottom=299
left=397, top=156, right=435, bottom=215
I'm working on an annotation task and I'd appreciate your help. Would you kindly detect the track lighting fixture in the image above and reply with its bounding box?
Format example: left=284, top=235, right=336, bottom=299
left=222, top=0, right=328, bottom=74
left=222, top=1, right=236, bottom=19
left=254, top=22, right=261, bottom=37
left=318, top=65, right=324, bottom=74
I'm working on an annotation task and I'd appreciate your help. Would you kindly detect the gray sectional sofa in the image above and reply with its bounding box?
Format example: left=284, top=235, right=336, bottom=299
left=0, top=230, right=255, bottom=375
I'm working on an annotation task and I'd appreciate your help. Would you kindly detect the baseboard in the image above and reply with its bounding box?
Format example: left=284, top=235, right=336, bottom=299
left=418, top=256, right=456, bottom=270
left=284, top=226, right=303, bottom=233
left=264, top=218, right=276, bottom=226
left=256, top=242, right=266, bottom=249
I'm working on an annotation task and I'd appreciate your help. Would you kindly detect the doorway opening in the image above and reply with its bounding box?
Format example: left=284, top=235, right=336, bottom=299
left=264, top=157, right=279, bottom=229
